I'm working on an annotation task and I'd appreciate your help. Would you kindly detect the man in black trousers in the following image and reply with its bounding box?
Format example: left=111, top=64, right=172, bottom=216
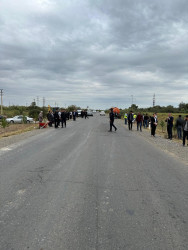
left=165, top=113, right=174, bottom=140
left=128, top=111, right=133, bottom=130
left=54, top=109, right=59, bottom=128
left=61, top=109, right=67, bottom=128
left=151, top=113, right=158, bottom=137
left=108, top=108, right=117, bottom=132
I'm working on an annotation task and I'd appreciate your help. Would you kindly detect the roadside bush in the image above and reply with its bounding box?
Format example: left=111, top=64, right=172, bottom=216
left=1, top=118, right=9, bottom=128
left=160, top=120, right=165, bottom=132
left=22, top=115, right=27, bottom=124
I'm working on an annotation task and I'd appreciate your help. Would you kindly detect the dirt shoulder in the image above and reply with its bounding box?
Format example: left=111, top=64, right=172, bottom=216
left=0, top=124, right=37, bottom=138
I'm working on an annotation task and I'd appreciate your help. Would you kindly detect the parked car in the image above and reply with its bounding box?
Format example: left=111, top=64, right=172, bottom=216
left=87, top=110, right=93, bottom=116
left=100, top=111, right=105, bottom=116
left=77, top=110, right=82, bottom=117
left=6, top=115, right=34, bottom=123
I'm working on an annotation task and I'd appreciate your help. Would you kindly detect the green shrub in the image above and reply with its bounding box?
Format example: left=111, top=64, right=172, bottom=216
left=160, top=120, right=165, bottom=132
left=1, top=118, right=9, bottom=128
left=22, top=115, right=27, bottom=124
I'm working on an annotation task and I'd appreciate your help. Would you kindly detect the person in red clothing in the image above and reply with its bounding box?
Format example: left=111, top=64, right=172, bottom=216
left=136, top=112, right=143, bottom=131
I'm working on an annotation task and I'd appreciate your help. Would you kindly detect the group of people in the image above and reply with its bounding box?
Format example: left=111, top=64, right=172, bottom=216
left=166, top=113, right=188, bottom=146
left=111, top=110, right=188, bottom=146
left=46, top=109, right=79, bottom=128
left=40, top=109, right=89, bottom=129
left=39, top=109, right=188, bottom=146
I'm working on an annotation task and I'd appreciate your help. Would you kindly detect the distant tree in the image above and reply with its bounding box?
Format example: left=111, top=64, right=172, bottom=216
left=129, top=104, right=138, bottom=111
left=179, top=102, right=188, bottom=112
left=67, top=105, right=81, bottom=112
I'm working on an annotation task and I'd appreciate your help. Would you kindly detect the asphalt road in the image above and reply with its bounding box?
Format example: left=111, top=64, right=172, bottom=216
left=0, top=114, right=188, bottom=250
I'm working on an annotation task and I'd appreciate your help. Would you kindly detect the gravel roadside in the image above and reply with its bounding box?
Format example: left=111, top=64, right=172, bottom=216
left=117, top=120, right=188, bottom=166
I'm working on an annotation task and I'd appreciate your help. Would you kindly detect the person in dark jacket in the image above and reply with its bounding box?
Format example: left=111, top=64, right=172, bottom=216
left=47, top=110, right=53, bottom=127
left=151, top=113, right=158, bottom=137
left=54, top=109, right=59, bottom=128
left=73, top=110, right=77, bottom=121
left=128, top=111, right=133, bottom=130
left=108, top=108, right=117, bottom=132
left=84, top=110, right=89, bottom=119
left=61, top=109, right=67, bottom=128
left=136, top=112, right=143, bottom=131
left=143, top=114, right=149, bottom=128
left=176, top=115, right=183, bottom=139
left=165, top=113, right=174, bottom=139
left=182, top=115, right=188, bottom=146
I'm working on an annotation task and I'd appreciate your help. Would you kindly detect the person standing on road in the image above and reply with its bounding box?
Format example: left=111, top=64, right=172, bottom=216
left=176, top=115, right=184, bottom=139
left=38, top=111, right=43, bottom=123
left=73, top=110, right=77, bottom=121
left=38, top=111, right=43, bottom=129
left=128, top=111, right=133, bottom=130
left=124, top=112, right=128, bottom=125
left=182, top=115, right=188, bottom=146
left=151, top=113, right=158, bottom=137
left=136, top=112, right=143, bottom=131
left=143, top=113, right=149, bottom=128
left=165, top=113, right=174, bottom=140
left=61, top=109, right=67, bottom=128
left=108, top=108, right=117, bottom=132
left=54, top=109, right=59, bottom=128
left=47, top=110, right=53, bottom=127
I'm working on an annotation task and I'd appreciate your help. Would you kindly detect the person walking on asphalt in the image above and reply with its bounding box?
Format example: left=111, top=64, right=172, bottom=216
left=84, top=110, right=89, bottom=119
left=128, top=111, right=133, bottom=130
left=182, top=115, right=188, bottom=146
left=108, top=108, right=117, bottom=132
left=151, top=113, right=158, bottom=137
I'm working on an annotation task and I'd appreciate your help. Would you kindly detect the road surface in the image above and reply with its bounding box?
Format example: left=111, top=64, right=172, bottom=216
left=0, top=114, right=188, bottom=250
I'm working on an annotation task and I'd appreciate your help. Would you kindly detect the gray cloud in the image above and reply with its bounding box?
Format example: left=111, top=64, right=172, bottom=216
left=0, top=0, right=187, bottom=109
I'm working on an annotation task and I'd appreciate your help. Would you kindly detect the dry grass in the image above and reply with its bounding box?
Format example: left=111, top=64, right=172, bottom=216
left=0, top=123, right=37, bottom=138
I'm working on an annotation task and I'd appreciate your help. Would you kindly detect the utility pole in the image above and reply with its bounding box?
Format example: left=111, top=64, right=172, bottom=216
left=0, top=89, right=3, bottom=114
left=153, top=93, right=155, bottom=107
left=43, top=97, right=45, bottom=107
left=36, top=96, right=39, bottom=106
left=131, top=95, right=133, bottom=105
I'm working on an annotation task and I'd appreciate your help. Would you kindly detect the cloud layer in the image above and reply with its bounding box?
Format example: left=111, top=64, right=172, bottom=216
left=0, top=0, right=188, bottom=109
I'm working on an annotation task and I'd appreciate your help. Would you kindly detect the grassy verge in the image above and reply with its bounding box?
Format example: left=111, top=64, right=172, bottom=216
left=0, top=124, right=37, bottom=139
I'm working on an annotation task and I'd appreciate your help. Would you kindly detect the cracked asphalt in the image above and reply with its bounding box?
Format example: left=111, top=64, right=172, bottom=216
left=0, top=114, right=188, bottom=250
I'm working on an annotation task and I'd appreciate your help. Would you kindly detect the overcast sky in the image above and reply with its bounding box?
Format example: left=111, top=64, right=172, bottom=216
left=0, top=0, right=188, bottom=109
